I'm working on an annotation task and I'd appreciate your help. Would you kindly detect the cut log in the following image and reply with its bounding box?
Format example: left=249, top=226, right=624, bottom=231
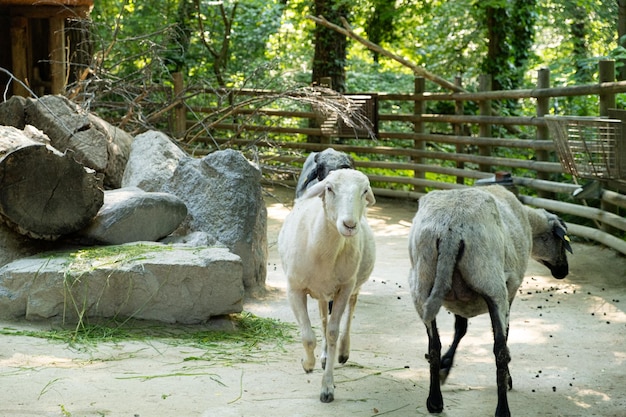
left=0, top=126, right=104, bottom=240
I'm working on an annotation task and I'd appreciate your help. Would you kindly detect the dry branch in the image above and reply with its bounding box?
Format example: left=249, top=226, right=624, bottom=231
left=307, top=15, right=465, bottom=93
left=184, top=86, right=375, bottom=145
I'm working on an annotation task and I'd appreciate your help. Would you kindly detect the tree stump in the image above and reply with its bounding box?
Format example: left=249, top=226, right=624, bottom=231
left=0, top=126, right=104, bottom=240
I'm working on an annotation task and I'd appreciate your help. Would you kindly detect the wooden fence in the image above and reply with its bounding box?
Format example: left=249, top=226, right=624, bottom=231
left=157, top=63, right=626, bottom=255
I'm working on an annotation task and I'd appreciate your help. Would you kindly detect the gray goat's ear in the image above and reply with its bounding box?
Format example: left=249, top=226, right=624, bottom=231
left=301, top=166, right=320, bottom=190
left=554, top=225, right=573, bottom=254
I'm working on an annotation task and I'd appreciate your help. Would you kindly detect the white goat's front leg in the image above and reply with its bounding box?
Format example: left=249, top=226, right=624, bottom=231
left=319, top=300, right=330, bottom=369
left=288, top=288, right=316, bottom=373
left=338, top=291, right=359, bottom=364
left=320, top=282, right=353, bottom=403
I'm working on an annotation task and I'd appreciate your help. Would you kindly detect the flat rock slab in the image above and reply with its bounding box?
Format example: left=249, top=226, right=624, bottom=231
left=78, top=187, right=188, bottom=245
left=0, top=243, right=243, bottom=324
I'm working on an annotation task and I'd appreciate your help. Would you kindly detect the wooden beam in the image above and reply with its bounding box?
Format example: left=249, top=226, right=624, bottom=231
left=9, top=16, right=29, bottom=97
left=1, top=5, right=93, bottom=19
left=49, top=16, right=66, bottom=94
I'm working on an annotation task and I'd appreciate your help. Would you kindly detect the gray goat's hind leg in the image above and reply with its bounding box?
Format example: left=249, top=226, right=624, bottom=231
left=484, top=295, right=512, bottom=417
left=426, top=319, right=444, bottom=413
left=440, top=314, right=468, bottom=384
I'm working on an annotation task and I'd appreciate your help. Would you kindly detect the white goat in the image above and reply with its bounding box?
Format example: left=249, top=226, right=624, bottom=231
left=408, top=185, right=572, bottom=417
left=278, top=169, right=376, bottom=403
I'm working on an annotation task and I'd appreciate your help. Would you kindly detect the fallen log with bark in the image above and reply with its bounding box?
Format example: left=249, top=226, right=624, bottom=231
left=0, top=125, right=104, bottom=240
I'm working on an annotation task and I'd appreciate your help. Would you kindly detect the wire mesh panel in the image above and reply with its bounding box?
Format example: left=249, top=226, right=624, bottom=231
left=545, top=116, right=626, bottom=180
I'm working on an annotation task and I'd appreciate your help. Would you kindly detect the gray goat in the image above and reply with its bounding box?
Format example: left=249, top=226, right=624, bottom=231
left=408, top=185, right=572, bottom=417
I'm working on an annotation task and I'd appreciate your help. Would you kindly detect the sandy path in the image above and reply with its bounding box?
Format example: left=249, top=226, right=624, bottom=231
left=0, top=184, right=624, bottom=417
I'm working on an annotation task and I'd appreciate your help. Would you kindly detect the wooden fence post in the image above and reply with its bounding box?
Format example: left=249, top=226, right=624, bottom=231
left=454, top=75, right=465, bottom=184
left=536, top=67, right=552, bottom=198
left=599, top=60, right=616, bottom=116
left=478, top=74, right=492, bottom=172
left=413, top=76, right=425, bottom=193
left=598, top=60, right=619, bottom=232
left=172, top=72, right=186, bottom=139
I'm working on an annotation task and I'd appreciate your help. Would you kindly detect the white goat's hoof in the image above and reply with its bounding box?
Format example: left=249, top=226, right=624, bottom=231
left=301, top=358, right=315, bottom=373
left=320, top=390, right=334, bottom=403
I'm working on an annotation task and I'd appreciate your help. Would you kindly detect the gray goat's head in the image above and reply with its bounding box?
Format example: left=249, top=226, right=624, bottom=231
left=298, top=148, right=354, bottom=196
left=531, top=210, right=573, bottom=279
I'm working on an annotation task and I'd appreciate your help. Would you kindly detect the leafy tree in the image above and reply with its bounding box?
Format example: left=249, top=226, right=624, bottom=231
left=87, top=0, right=621, bottom=99
left=193, top=0, right=238, bottom=87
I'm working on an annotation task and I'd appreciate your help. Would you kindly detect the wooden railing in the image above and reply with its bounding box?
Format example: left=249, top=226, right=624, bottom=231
left=116, top=64, right=626, bottom=254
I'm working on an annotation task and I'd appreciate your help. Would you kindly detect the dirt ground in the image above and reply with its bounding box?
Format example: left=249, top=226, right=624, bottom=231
left=1, top=184, right=625, bottom=417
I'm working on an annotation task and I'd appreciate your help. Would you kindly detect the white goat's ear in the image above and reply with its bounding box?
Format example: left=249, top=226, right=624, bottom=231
left=365, top=186, right=376, bottom=206
left=301, top=179, right=327, bottom=199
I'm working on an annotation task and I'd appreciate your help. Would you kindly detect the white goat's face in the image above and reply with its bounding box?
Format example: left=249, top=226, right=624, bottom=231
left=315, top=170, right=375, bottom=238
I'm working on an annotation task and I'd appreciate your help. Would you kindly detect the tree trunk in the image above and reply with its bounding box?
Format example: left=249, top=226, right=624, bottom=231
left=618, top=0, right=626, bottom=81
left=311, top=0, right=348, bottom=93
left=485, top=5, right=508, bottom=91
left=0, top=126, right=104, bottom=240
left=570, top=6, right=592, bottom=83
left=309, top=0, right=349, bottom=143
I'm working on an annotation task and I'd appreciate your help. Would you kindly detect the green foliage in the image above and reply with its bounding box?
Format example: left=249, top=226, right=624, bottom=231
left=89, top=0, right=620, bottom=96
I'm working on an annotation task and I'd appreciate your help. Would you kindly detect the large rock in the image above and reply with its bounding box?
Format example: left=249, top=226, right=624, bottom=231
left=24, top=95, right=132, bottom=188
left=121, top=130, right=187, bottom=191
left=0, top=243, right=244, bottom=324
left=123, top=133, right=268, bottom=290
left=78, top=187, right=188, bottom=245
left=173, top=150, right=267, bottom=290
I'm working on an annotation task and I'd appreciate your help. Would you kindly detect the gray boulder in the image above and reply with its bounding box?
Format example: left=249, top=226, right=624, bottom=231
left=121, top=130, right=187, bottom=191
left=177, top=150, right=268, bottom=290
left=79, top=187, right=188, bottom=245
left=123, top=133, right=268, bottom=290
left=0, top=243, right=244, bottom=324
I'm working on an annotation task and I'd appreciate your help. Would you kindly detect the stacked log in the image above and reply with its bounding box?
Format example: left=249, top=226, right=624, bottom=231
left=0, top=125, right=103, bottom=240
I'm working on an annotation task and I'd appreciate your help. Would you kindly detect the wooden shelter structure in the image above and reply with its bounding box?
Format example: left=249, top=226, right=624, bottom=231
left=0, top=0, right=93, bottom=98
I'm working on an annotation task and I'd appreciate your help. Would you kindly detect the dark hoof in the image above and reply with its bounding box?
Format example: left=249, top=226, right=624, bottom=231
left=495, top=406, right=511, bottom=417
left=321, top=358, right=326, bottom=370
left=427, top=397, right=443, bottom=413
left=320, top=392, right=334, bottom=403
left=339, top=355, right=349, bottom=364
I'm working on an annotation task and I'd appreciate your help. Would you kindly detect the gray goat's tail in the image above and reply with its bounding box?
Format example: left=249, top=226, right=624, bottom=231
left=422, top=237, right=465, bottom=323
